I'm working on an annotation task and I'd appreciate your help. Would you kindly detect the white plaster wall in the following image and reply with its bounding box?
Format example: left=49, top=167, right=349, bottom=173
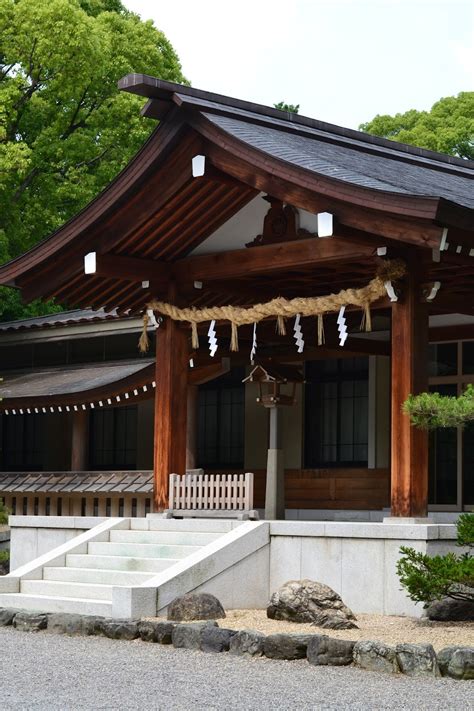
left=191, top=195, right=269, bottom=255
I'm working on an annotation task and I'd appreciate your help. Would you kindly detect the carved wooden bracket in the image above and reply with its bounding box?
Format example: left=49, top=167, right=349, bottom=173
left=247, top=196, right=303, bottom=247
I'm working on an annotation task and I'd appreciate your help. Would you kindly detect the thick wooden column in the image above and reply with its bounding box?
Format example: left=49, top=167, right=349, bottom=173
left=186, top=385, right=198, bottom=470
left=390, top=253, right=429, bottom=517
left=71, top=410, right=88, bottom=471
left=153, top=305, right=189, bottom=511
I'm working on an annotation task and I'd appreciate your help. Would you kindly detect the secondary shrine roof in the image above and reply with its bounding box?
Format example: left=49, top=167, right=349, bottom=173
left=0, top=359, right=154, bottom=413
left=0, top=471, right=153, bottom=494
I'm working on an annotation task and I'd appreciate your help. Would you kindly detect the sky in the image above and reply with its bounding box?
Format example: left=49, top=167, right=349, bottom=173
left=124, top=0, right=473, bottom=129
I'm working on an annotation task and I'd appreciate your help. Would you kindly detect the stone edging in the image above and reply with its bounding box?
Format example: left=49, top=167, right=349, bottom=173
left=0, top=608, right=472, bottom=681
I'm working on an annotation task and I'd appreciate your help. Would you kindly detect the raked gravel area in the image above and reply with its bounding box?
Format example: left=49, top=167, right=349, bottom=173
left=1, top=627, right=472, bottom=711
left=220, top=610, right=474, bottom=652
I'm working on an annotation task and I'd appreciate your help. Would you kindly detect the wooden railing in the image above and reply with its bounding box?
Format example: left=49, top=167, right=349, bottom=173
left=169, top=471, right=254, bottom=513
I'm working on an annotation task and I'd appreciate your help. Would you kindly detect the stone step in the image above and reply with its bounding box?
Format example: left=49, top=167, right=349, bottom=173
left=131, top=518, right=236, bottom=533
left=87, top=541, right=200, bottom=559
left=109, top=529, right=219, bottom=546
left=43, top=566, right=154, bottom=586
left=21, top=579, right=113, bottom=601
left=66, top=553, right=178, bottom=573
left=0, top=592, right=111, bottom=616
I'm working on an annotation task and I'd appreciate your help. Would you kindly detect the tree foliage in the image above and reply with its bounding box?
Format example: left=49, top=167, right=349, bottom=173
left=0, top=0, right=187, bottom=320
left=396, top=513, right=474, bottom=606
left=360, top=93, right=474, bottom=159
left=403, top=384, right=474, bottom=430
left=0, top=499, right=8, bottom=525
left=274, top=101, right=300, bottom=114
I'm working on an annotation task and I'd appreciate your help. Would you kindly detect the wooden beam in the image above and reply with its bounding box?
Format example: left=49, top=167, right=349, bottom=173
left=92, top=253, right=170, bottom=284
left=188, top=358, right=231, bottom=385
left=153, top=285, right=189, bottom=510
left=174, top=236, right=377, bottom=282
left=390, top=252, right=429, bottom=517
left=71, top=410, right=89, bottom=471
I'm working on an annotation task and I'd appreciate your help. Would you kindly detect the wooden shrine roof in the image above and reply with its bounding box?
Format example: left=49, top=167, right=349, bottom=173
left=0, top=359, right=154, bottom=412
left=0, top=74, right=472, bottom=316
left=0, top=308, right=120, bottom=333
left=0, top=471, right=153, bottom=495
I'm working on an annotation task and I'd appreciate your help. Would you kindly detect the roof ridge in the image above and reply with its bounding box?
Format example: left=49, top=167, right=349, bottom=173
left=119, top=74, right=474, bottom=172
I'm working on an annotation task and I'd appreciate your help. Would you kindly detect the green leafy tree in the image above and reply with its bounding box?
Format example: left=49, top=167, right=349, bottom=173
left=0, top=0, right=187, bottom=320
left=274, top=101, right=300, bottom=114
left=396, top=513, right=474, bottom=606
left=360, top=92, right=474, bottom=159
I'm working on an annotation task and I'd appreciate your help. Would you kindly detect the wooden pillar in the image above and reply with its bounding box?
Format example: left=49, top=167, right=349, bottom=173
left=153, top=299, right=189, bottom=511
left=390, top=253, right=429, bottom=517
left=71, top=410, right=88, bottom=471
left=186, top=385, right=198, bottom=470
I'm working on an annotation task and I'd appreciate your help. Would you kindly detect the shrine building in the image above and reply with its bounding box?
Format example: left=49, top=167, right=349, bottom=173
left=1, top=75, right=473, bottom=522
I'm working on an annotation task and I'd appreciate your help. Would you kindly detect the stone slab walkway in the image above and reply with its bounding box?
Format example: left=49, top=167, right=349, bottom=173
left=0, top=628, right=472, bottom=710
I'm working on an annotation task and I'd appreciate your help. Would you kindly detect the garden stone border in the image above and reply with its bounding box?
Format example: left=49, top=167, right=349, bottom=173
left=0, top=607, right=472, bottom=681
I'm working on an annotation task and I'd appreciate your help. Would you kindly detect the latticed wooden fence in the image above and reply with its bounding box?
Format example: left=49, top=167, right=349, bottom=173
left=168, top=471, right=255, bottom=514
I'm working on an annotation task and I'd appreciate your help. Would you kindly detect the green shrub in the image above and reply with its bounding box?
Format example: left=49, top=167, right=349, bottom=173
left=0, top=500, right=8, bottom=526
left=403, top=384, right=474, bottom=429
left=396, top=513, right=474, bottom=606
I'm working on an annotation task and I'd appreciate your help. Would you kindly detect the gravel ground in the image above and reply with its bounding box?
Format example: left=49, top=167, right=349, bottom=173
left=1, top=628, right=472, bottom=711
left=217, top=610, right=474, bottom=652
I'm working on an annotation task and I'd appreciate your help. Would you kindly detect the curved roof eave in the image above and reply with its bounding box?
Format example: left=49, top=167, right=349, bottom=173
left=190, top=112, right=474, bottom=232
left=0, top=107, right=188, bottom=286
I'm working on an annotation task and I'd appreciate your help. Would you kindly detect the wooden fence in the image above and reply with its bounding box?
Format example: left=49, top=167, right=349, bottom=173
left=169, top=472, right=254, bottom=512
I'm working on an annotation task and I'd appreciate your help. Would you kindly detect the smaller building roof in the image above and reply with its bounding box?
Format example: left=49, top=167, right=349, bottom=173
left=0, top=308, right=121, bottom=333
left=0, top=471, right=153, bottom=494
left=0, top=359, right=154, bottom=412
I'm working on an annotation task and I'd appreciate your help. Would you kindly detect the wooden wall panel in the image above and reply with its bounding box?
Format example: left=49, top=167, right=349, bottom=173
left=204, top=468, right=390, bottom=510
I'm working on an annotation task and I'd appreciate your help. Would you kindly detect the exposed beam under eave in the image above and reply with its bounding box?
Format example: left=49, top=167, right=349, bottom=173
left=176, top=236, right=378, bottom=282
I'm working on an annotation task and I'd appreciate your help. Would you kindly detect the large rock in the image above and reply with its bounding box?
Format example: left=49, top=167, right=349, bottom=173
left=267, top=580, right=357, bottom=629
left=167, top=593, right=226, bottom=622
left=48, top=613, right=104, bottom=636
left=200, top=626, right=236, bottom=653
left=437, top=646, right=474, bottom=680
left=138, top=620, right=175, bottom=644
left=396, top=643, right=440, bottom=678
left=0, top=608, right=16, bottom=626
left=263, top=633, right=313, bottom=660
left=12, top=611, right=48, bottom=632
left=307, top=635, right=355, bottom=666
left=353, top=640, right=399, bottom=674
left=229, top=629, right=266, bottom=657
left=427, top=598, right=474, bottom=622
left=100, top=619, right=140, bottom=641
left=172, top=621, right=218, bottom=650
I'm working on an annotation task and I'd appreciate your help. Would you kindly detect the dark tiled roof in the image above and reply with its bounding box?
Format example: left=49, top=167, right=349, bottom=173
left=0, top=360, right=153, bottom=400
left=0, top=471, right=153, bottom=494
left=203, top=112, right=474, bottom=208
left=0, top=308, right=124, bottom=333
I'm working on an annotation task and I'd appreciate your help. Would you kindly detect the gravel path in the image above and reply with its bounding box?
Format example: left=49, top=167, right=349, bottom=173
left=1, top=628, right=472, bottom=711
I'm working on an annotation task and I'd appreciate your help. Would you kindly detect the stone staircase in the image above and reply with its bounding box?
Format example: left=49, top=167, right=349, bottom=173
left=0, top=521, right=223, bottom=616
